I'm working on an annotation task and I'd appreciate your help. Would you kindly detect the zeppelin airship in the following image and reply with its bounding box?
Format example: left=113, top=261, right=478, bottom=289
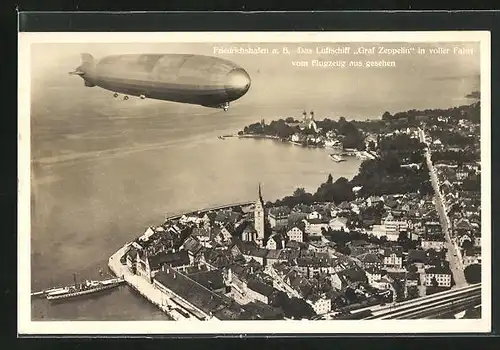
left=69, top=53, right=251, bottom=111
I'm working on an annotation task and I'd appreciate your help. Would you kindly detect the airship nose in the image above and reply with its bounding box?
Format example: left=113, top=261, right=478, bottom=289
left=225, top=68, right=251, bottom=101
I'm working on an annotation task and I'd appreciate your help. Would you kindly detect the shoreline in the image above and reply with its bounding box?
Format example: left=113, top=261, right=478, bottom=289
left=105, top=132, right=368, bottom=318
left=227, top=133, right=350, bottom=152
left=106, top=110, right=479, bottom=319
left=107, top=201, right=257, bottom=320
left=105, top=144, right=364, bottom=318
left=232, top=134, right=370, bottom=159
left=108, top=242, right=187, bottom=321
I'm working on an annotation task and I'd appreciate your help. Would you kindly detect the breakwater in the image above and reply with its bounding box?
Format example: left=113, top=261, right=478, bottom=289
left=162, top=201, right=254, bottom=222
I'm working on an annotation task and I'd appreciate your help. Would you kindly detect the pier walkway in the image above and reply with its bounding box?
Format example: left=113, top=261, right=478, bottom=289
left=108, top=243, right=191, bottom=321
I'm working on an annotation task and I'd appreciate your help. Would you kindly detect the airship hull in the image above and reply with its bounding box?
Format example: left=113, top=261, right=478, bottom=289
left=72, top=53, right=251, bottom=109
left=92, top=78, right=233, bottom=104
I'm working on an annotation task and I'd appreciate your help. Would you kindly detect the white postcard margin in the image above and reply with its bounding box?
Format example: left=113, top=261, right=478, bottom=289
left=18, top=31, right=491, bottom=335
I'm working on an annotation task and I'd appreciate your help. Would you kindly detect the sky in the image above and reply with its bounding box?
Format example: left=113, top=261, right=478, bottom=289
left=30, top=41, right=480, bottom=118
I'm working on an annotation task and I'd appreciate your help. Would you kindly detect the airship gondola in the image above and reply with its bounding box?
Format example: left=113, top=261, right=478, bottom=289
left=69, top=53, right=251, bottom=111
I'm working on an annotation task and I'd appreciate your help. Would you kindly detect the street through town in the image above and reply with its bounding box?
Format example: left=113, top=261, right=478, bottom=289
left=418, top=128, right=468, bottom=288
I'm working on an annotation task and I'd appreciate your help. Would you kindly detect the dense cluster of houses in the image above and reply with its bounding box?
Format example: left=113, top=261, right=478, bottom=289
left=424, top=119, right=481, bottom=271
left=269, top=111, right=424, bottom=155
left=118, top=113, right=481, bottom=320
left=122, top=176, right=459, bottom=319
left=425, top=115, right=480, bottom=153
left=283, top=112, right=345, bottom=149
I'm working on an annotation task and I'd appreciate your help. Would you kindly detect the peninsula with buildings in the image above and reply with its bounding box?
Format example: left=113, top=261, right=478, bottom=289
left=108, top=101, right=482, bottom=321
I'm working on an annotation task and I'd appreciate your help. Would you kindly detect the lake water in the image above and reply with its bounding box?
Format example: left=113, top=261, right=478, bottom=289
left=29, top=96, right=364, bottom=320
left=28, top=65, right=477, bottom=320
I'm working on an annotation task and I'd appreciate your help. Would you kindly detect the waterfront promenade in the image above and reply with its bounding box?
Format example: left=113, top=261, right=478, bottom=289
left=108, top=243, right=190, bottom=321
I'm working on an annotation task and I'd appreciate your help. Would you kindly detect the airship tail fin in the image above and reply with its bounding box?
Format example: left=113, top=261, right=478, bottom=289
left=80, top=53, right=96, bottom=71
left=69, top=53, right=97, bottom=87
left=81, top=53, right=95, bottom=65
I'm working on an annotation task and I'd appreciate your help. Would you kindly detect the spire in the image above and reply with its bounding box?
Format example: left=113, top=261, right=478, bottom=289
left=258, top=182, right=263, bottom=202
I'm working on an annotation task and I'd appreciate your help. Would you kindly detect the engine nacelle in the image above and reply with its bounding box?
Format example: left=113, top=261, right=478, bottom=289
left=202, top=102, right=230, bottom=111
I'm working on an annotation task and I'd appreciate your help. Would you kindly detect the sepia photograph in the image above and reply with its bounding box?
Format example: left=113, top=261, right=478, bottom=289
left=18, top=31, right=491, bottom=335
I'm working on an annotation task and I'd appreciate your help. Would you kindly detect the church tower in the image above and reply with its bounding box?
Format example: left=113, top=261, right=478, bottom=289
left=254, top=183, right=266, bottom=245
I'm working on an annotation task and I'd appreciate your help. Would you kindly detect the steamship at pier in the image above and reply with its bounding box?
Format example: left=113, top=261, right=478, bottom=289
left=41, top=274, right=124, bottom=301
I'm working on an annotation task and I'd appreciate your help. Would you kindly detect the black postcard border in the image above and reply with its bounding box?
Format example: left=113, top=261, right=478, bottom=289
left=11, top=10, right=500, bottom=342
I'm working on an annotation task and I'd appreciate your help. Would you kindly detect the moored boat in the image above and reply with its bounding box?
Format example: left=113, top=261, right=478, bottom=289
left=329, top=154, right=345, bottom=162
left=45, top=275, right=124, bottom=301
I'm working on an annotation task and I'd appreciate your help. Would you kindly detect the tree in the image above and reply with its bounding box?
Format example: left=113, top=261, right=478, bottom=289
left=462, top=239, right=473, bottom=251
left=327, top=173, right=333, bottom=184
left=398, top=231, right=409, bottom=243
left=407, top=286, right=420, bottom=300
left=344, top=287, right=359, bottom=303
left=392, top=278, right=407, bottom=302
left=293, top=188, right=307, bottom=197
left=382, top=111, right=393, bottom=121
left=264, top=219, right=273, bottom=241
left=318, top=176, right=354, bottom=203
left=336, top=245, right=351, bottom=255
left=418, top=180, right=434, bottom=196
left=397, top=231, right=417, bottom=251
left=464, top=264, right=481, bottom=284
left=282, top=297, right=316, bottom=320
left=243, top=122, right=265, bottom=135
left=270, top=290, right=289, bottom=308
left=269, top=119, right=295, bottom=139
left=367, top=140, right=376, bottom=152
left=383, top=154, right=402, bottom=174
